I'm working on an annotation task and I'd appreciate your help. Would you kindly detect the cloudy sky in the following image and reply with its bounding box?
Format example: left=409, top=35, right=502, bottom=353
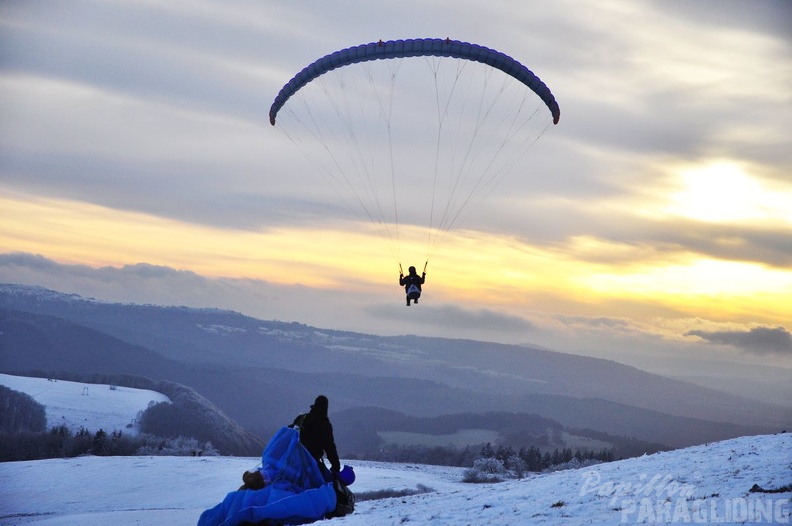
left=1, top=0, right=791, bottom=378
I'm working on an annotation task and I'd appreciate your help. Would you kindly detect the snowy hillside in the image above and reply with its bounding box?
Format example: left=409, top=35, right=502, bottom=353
left=0, top=373, right=788, bottom=524
left=1, top=433, right=789, bottom=525
left=0, top=373, right=170, bottom=436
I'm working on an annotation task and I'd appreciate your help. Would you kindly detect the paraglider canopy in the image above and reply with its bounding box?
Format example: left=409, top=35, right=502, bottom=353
left=269, top=37, right=560, bottom=266
left=270, top=38, right=559, bottom=126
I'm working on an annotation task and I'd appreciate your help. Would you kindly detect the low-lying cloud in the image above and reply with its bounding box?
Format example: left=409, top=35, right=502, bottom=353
left=685, top=326, right=792, bottom=356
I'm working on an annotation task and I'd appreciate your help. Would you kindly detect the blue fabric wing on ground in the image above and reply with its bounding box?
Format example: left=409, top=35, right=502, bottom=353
left=198, top=427, right=336, bottom=526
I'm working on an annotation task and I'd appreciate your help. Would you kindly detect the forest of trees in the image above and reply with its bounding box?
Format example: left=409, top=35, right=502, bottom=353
left=460, top=443, right=614, bottom=483
left=0, top=424, right=218, bottom=462
left=0, top=385, right=46, bottom=434
left=346, top=441, right=614, bottom=474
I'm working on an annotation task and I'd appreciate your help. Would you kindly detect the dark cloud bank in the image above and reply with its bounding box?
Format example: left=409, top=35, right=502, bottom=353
left=686, top=326, right=792, bottom=356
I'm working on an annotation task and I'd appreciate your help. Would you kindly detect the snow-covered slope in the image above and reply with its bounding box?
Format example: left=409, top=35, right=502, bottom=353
left=1, top=433, right=788, bottom=525
left=1, top=372, right=789, bottom=524
left=0, top=373, right=170, bottom=436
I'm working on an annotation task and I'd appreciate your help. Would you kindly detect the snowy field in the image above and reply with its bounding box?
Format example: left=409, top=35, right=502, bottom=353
left=0, top=434, right=788, bottom=524
left=1, top=373, right=789, bottom=525
left=0, top=373, right=170, bottom=436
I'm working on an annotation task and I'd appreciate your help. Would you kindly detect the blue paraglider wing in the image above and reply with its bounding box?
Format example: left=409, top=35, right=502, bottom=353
left=198, top=427, right=336, bottom=526
left=269, top=38, right=560, bottom=126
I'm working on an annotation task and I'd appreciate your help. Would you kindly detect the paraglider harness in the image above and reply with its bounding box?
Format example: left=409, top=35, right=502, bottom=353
left=400, top=262, right=427, bottom=300
left=293, top=413, right=355, bottom=518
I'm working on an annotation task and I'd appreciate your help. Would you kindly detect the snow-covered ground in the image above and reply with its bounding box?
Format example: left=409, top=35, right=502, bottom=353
left=0, top=373, right=170, bottom=436
left=1, top=374, right=789, bottom=525
left=0, top=434, right=787, bottom=524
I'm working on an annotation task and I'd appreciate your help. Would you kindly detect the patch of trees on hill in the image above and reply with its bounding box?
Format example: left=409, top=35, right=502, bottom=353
left=136, top=383, right=264, bottom=456
left=0, top=385, right=46, bottom=433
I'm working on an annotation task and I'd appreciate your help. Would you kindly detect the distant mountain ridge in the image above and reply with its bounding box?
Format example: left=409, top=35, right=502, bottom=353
left=1, top=284, right=787, bottom=453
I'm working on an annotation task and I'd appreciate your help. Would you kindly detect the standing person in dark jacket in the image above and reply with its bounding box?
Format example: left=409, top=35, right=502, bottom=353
left=399, top=265, right=426, bottom=306
left=291, top=395, right=340, bottom=481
